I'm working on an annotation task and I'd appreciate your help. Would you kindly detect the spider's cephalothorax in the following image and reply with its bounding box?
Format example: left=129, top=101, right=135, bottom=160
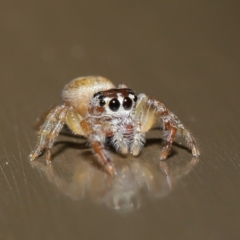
left=29, top=76, right=200, bottom=175
left=86, top=88, right=143, bottom=157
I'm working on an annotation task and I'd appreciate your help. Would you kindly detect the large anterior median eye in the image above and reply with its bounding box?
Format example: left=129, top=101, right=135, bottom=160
left=109, top=98, right=120, bottom=111
left=123, top=97, right=132, bottom=109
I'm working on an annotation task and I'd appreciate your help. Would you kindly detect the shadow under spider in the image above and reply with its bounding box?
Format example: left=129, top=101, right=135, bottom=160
left=30, top=148, right=199, bottom=215
left=50, top=129, right=190, bottom=162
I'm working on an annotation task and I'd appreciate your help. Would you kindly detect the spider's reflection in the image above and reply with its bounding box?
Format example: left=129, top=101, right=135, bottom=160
left=31, top=144, right=199, bottom=214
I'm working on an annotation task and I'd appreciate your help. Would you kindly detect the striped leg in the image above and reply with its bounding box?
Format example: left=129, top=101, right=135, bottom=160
left=29, top=105, right=69, bottom=163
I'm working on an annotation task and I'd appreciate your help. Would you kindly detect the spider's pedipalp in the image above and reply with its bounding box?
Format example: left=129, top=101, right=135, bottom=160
left=130, top=121, right=145, bottom=156
left=110, top=128, right=129, bottom=155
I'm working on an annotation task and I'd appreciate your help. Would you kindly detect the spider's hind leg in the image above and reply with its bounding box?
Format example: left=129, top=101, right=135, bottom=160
left=29, top=104, right=69, bottom=163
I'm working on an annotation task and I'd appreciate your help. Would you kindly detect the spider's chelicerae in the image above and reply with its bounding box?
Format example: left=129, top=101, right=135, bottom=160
left=29, top=76, right=200, bottom=175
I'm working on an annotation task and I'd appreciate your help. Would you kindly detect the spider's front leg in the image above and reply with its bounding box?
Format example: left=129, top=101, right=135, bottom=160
left=135, top=94, right=200, bottom=160
left=80, top=119, right=116, bottom=176
left=159, top=109, right=200, bottom=160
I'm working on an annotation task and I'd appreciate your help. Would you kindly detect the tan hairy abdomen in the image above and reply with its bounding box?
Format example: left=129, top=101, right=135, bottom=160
left=62, top=76, right=115, bottom=116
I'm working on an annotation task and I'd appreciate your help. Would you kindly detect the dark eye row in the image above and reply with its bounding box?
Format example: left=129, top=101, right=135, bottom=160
left=99, top=96, right=137, bottom=111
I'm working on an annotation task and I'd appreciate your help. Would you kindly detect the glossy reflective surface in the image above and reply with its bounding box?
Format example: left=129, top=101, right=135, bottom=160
left=1, top=1, right=240, bottom=239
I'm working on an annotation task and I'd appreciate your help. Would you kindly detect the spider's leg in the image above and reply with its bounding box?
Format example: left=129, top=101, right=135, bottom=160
left=175, top=120, right=200, bottom=157
left=80, top=119, right=116, bottom=175
left=160, top=113, right=178, bottom=160
left=152, top=100, right=200, bottom=159
left=134, top=94, right=200, bottom=159
left=29, top=104, right=69, bottom=163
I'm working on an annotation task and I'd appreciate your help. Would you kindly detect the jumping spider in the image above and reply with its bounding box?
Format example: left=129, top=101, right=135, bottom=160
left=29, top=76, right=200, bottom=175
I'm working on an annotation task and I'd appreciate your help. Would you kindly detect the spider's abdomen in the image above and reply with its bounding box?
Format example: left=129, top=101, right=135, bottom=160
left=62, top=76, right=115, bottom=117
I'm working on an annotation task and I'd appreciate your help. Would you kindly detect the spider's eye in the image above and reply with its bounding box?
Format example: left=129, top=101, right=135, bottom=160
left=133, top=95, right=137, bottom=102
left=99, top=99, right=106, bottom=106
left=94, top=92, right=103, bottom=98
left=123, top=97, right=132, bottom=110
left=109, top=98, right=120, bottom=111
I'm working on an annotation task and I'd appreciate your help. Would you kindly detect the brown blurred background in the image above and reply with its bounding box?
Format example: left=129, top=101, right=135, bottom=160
left=0, top=1, right=240, bottom=239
